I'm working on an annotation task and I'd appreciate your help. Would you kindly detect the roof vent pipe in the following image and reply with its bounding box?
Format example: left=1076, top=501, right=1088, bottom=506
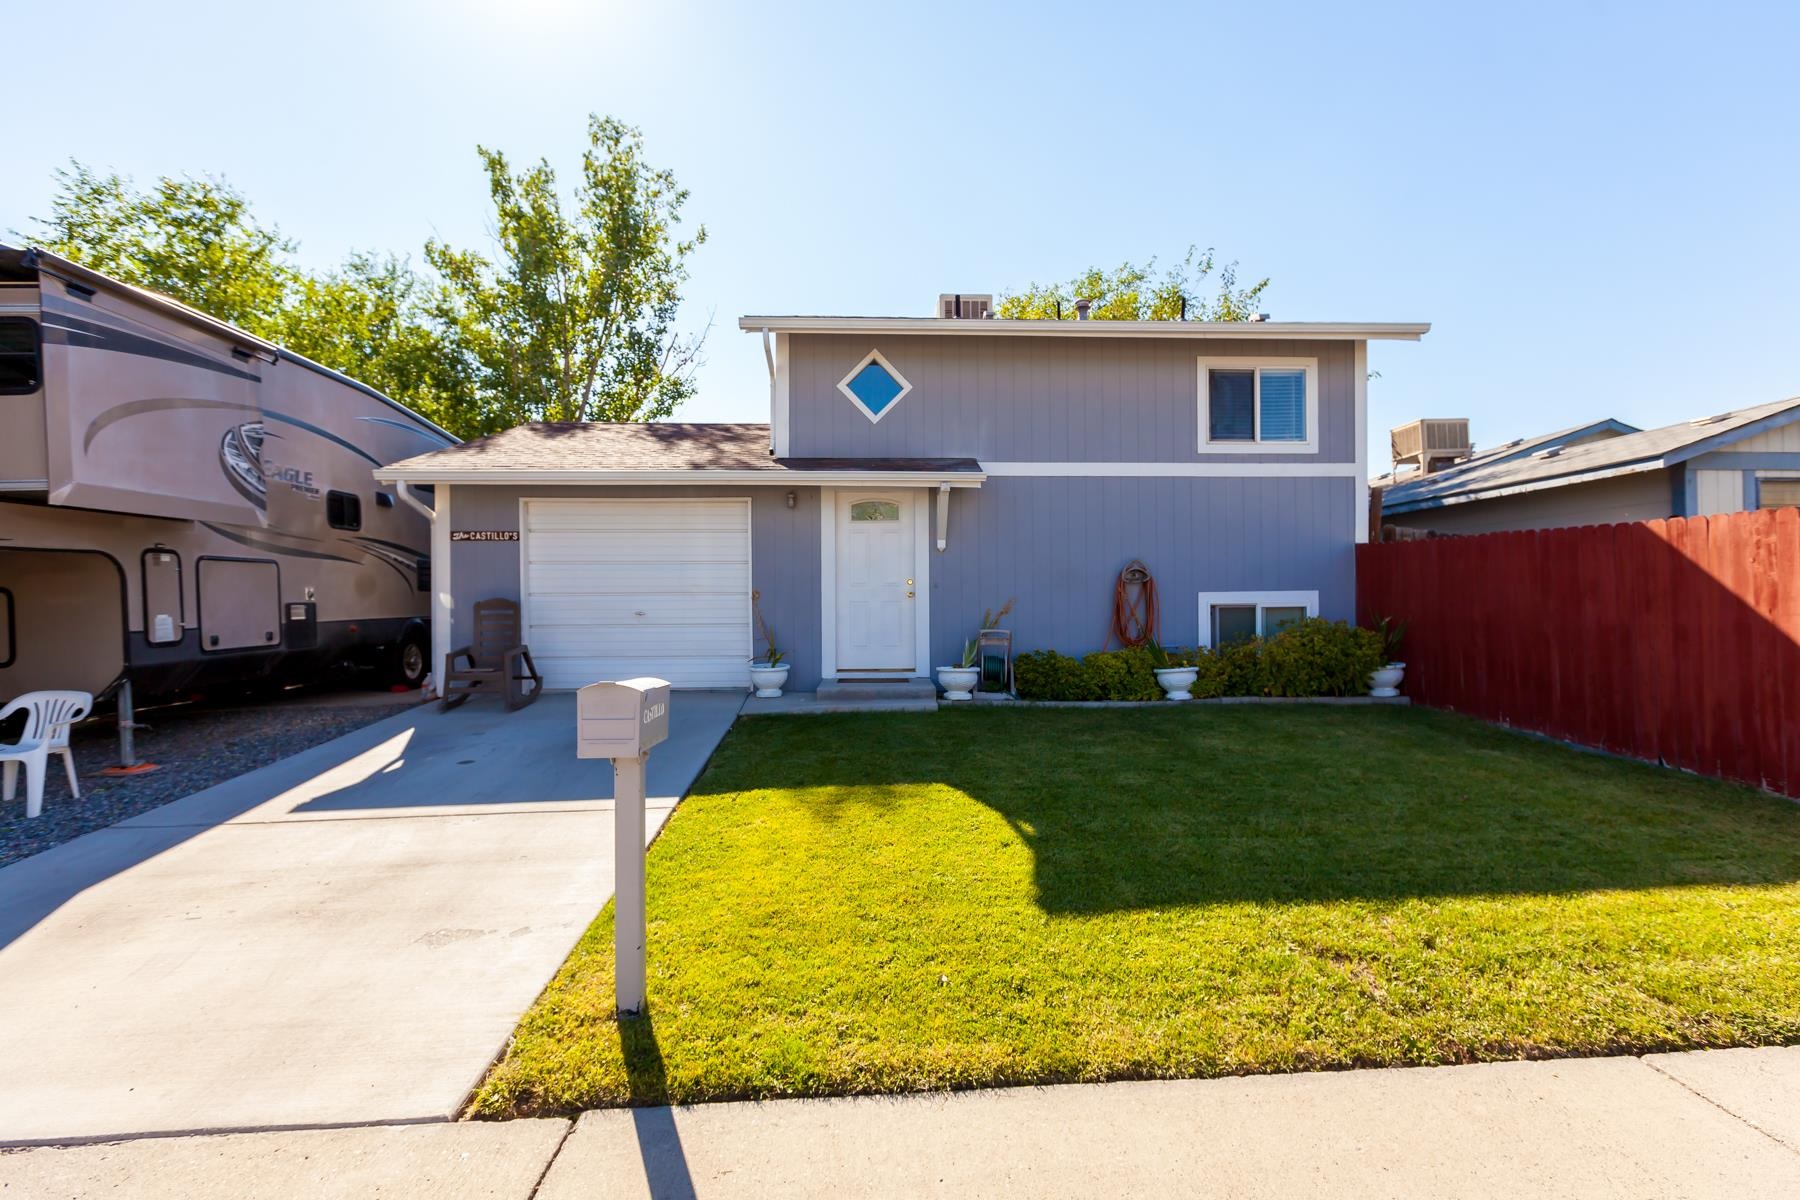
left=1248, top=312, right=1271, bottom=323
left=1074, top=298, right=1092, bottom=320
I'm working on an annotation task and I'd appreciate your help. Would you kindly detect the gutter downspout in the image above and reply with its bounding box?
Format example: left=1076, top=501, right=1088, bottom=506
left=762, top=327, right=776, bottom=455
left=395, top=480, right=451, bottom=693
left=936, top=483, right=950, bottom=552
left=394, top=480, right=434, bottom=522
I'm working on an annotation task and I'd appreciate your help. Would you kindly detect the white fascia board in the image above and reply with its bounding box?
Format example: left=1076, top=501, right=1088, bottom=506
left=371, top=468, right=988, bottom=487
left=1379, top=458, right=1666, bottom=514
left=981, top=461, right=1360, bottom=477
left=737, top=317, right=1431, bottom=342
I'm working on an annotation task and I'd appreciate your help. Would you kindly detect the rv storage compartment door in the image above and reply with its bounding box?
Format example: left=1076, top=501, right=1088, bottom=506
left=197, top=558, right=280, bottom=651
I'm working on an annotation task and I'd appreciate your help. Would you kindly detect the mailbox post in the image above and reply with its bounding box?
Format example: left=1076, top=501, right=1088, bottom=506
left=577, top=677, right=672, bottom=1016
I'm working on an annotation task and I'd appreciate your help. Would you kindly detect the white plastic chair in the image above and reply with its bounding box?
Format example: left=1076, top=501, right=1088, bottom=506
left=1, top=690, right=93, bottom=818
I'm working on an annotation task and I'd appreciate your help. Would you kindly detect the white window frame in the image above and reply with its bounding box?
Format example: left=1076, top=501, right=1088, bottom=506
left=837, top=348, right=913, bottom=426
left=1198, top=357, right=1319, bottom=454
left=1197, top=590, right=1320, bottom=649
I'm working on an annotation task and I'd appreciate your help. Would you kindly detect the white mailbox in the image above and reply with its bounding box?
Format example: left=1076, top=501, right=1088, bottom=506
left=577, top=677, right=672, bottom=760
left=576, top=675, right=672, bottom=1018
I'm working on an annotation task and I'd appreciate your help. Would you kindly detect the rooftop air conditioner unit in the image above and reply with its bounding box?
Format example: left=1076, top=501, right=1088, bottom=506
left=1391, top=418, right=1474, bottom=475
left=938, top=293, right=994, bottom=319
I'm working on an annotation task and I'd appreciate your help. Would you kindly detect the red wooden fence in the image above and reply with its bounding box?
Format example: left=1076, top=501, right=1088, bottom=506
left=1356, top=507, right=1800, bottom=798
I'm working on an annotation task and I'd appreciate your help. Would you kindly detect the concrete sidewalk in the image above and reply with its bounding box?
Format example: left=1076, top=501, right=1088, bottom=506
left=7, top=1047, right=1800, bottom=1197
left=0, top=691, right=742, bottom=1145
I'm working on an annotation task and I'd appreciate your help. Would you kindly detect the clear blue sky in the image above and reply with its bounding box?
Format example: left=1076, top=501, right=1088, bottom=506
left=9, top=0, right=1798, bottom=465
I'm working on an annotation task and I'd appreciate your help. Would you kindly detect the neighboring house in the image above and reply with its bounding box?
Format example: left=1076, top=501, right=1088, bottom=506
left=375, top=306, right=1429, bottom=692
left=1377, top=397, right=1800, bottom=537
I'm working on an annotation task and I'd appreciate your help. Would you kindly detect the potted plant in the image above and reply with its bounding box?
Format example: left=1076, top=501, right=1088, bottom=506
left=1148, top=639, right=1199, bottom=701
left=1368, top=616, right=1408, bottom=697
left=937, top=639, right=981, bottom=701
left=749, top=606, right=790, bottom=698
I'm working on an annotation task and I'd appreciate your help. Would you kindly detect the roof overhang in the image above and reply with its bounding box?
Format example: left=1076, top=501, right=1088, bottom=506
left=371, top=467, right=988, bottom=487
left=738, top=316, right=1430, bottom=341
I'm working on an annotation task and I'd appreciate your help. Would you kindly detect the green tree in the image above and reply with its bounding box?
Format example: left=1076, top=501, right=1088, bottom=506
left=998, top=246, right=1269, bottom=322
left=30, top=162, right=297, bottom=335
left=275, top=252, right=476, bottom=435
left=26, top=161, right=478, bottom=434
left=425, top=114, right=708, bottom=429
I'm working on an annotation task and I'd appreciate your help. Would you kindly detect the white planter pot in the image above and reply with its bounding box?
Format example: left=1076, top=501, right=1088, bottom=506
left=749, top=663, right=790, bottom=698
left=937, top=665, right=980, bottom=701
left=1153, top=666, right=1200, bottom=701
left=1369, top=662, right=1406, bottom=698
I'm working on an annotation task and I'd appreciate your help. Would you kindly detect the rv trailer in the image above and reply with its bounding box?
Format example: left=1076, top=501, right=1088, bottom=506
left=0, top=244, right=457, bottom=714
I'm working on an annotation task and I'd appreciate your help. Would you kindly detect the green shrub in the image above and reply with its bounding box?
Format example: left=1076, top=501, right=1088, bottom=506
left=1015, top=620, right=1382, bottom=701
left=1013, top=650, right=1099, bottom=700
left=1214, top=639, right=1267, bottom=696
left=1081, top=647, right=1161, bottom=702
left=1258, top=618, right=1385, bottom=697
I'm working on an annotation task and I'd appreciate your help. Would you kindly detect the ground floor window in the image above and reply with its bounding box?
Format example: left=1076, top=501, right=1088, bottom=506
left=1198, top=590, right=1320, bottom=648
left=1757, top=474, right=1800, bottom=510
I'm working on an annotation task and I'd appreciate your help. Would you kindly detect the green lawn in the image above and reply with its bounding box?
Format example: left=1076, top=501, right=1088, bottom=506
left=472, top=706, right=1800, bottom=1116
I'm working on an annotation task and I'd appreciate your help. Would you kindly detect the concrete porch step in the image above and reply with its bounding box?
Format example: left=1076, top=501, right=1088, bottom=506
left=818, top=678, right=939, bottom=702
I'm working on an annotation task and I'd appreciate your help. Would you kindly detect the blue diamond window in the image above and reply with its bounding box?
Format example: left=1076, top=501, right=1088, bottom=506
left=837, top=350, right=912, bottom=423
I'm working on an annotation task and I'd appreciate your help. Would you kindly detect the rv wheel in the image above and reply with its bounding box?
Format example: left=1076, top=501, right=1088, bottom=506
left=392, top=632, right=428, bottom=689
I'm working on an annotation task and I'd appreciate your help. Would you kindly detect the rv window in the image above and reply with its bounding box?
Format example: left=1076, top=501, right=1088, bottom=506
left=326, top=491, right=362, bottom=531
left=0, top=587, right=14, bottom=669
left=0, top=318, right=41, bottom=394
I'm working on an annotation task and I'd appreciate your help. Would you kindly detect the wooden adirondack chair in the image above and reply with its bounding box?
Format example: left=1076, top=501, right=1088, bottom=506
left=440, top=599, right=543, bottom=712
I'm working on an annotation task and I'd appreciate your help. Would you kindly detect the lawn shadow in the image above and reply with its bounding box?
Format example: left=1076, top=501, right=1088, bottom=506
left=619, top=1009, right=697, bottom=1200
left=717, top=707, right=1800, bottom=915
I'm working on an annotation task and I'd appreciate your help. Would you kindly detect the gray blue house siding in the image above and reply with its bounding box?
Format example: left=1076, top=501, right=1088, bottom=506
left=785, top=334, right=1360, bottom=463
left=380, top=317, right=1420, bottom=693
left=930, top=476, right=1356, bottom=669
left=444, top=483, right=825, bottom=689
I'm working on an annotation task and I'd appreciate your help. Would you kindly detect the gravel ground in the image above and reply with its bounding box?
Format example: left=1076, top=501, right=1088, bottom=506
left=0, top=693, right=424, bottom=869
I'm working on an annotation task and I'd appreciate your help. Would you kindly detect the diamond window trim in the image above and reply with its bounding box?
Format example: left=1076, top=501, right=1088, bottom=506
left=837, top=348, right=913, bottom=425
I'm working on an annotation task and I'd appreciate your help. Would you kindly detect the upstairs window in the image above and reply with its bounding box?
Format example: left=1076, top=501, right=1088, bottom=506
left=326, top=490, right=362, bottom=530
left=837, top=349, right=913, bottom=424
left=1200, top=358, right=1318, bottom=452
left=0, top=318, right=41, bottom=394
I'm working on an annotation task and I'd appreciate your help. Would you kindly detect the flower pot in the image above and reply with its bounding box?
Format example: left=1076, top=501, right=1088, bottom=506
left=1153, top=666, right=1200, bottom=701
left=1369, top=662, right=1406, bottom=698
left=937, top=665, right=980, bottom=701
left=749, top=662, right=790, bottom=698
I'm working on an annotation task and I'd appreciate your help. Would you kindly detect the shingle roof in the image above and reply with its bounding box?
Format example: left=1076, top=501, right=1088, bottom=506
left=1380, top=397, right=1800, bottom=514
left=376, top=421, right=982, bottom=479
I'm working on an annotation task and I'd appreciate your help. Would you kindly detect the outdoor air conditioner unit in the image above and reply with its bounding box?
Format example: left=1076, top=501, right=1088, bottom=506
left=1391, top=418, right=1474, bottom=475
left=938, top=293, right=994, bottom=319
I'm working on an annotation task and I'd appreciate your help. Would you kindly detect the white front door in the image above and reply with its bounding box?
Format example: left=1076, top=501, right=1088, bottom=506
left=835, top=493, right=916, bottom=671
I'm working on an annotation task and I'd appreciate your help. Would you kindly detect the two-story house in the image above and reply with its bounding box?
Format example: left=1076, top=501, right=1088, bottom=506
left=375, top=301, right=1429, bottom=692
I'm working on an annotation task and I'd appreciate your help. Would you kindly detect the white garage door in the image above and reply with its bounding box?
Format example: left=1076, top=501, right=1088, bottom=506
left=522, top=499, right=752, bottom=690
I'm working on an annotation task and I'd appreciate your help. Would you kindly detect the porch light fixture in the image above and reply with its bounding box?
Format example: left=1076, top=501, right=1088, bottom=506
left=785, top=490, right=797, bottom=509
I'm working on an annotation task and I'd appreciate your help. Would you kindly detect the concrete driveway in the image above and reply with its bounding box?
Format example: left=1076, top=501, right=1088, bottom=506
left=0, top=691, right=742, bottom=1145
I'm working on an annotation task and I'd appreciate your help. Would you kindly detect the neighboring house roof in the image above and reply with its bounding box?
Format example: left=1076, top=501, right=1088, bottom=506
left=738, top=316, right=1430, bottom=341
left=1370, top=417, right=1640, bottom=491
left=1380, top=397, right=1800, bottom=515
left=374, top=421, right=986, bottom=486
